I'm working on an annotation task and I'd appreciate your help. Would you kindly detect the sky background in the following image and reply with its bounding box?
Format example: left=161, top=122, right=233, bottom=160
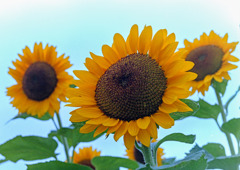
left=0, top=0, right=240, bottom=169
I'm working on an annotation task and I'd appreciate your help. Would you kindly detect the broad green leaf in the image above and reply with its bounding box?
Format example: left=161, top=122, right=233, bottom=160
left=202, top=143, right=226, bottom=157
left=207, top=155, right=240, bottom=170
left=0, top=159, right=7, bottom=164
left=12, top=112, right=52, bottom=121
left=193, top=99, right=221, bottom=120
left=162, top=158, right=176, bottom=165
left=225, top=86, right=240, bottom=114
left=170, top=99, right=199, bottom=120
left=212, top=79, right=228, bottom=96
left=222, top=118, right=240, bottom=141
left=153, top=133, right=195, bottom=150
left=91, top=156, right=139, bottom=170
left=49, top=124, right=104, bottom=148
left=27, top=161, right=91, bottom=170
left=152, top=133, right=195, bottom=164
left=154, top=146, right=208, bottom=170
left=69, top=84, right=77, bottom=88
left=0, top=136, right=57, bottom=162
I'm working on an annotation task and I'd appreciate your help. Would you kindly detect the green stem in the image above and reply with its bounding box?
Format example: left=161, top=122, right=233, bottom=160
left=135, top=141, right=156, bottom=167
left=214, top=88, right=236, bottom=155
left=56, top=113, right=71, bottom=163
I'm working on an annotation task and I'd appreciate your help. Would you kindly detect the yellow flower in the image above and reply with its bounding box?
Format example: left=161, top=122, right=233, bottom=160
left=7, top=43, right=73, bottom=117
left=67, top=25, right=197, bottom=149
left=126, top=140, right=164, bottom=166
left=73, top=146, right=101, bottom=169
left=180, top=31, right=239, bottom=95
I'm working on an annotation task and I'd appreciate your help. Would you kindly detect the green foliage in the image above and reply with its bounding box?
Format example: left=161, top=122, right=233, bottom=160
left=207, top=155, right=240, bottom=170
left=193, top=99, right=221, bottom=120
left=212, top=79, right=228, bottom=96
left=170, top=99, right=199, bottom=120
left=202, top=143, right=226, bottom=157
left=12, top=112, right=52, bottom=121
left=222, top=118, right=240, bottom=141
left=48, top=124, right=104, bottom=148
left=69, top=84, right=77, bottom=88
left=27, top=161, right=91, bottom=170
left=0, top=159, right=7, bottom=164
left=162, top=158, right=176, bottom=165
left=91, top=156, right=139, bottom=170
left=0, top=136, right=57, bottom=162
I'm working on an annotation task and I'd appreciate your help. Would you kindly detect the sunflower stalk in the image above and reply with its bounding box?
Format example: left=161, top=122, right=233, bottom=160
left=135, top=141, right=156, bottom=167
left=56, top=112, right=71, bottom=163
left=214, top=87, right=236, bottom=156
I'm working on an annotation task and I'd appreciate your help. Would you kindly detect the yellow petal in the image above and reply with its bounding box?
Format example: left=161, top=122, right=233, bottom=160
left=86, top=115, right=109, bottom=125
left=102, top=45, right=120, bottom=64
left=151, top=112, right=174, bottom=129
left=112, top=33, right=128, bottom=58
left=126, top=24, right=139, bottom=54
left=128, top=121, right=139, bottom=136
left=102, top=118, right=119, bottom=126
left=173, top=100, right=192, bottom=112
left=147, top=120, right=158, bottom=139
left=138, top=26, right=152, bottom=54
left=136, top=117, right=151, bottom=129
left=94, top=125, right=108, bottom=137
left=90, top=52, right=111, bottom=69
left=73, top=70, right=98, bottom=84
left=84, top=58, right=105, bottom=78
left=149, top=29, right=166, bottom=57
left=137, top=129, right=150, bottom=147
left=66, top=96, right=96, bottom=107
left=80, top=124, right=98, bottom=133
left=114, top=121, right=129, bottom=141
left=74, top=107, right=103, bottom=118
left=124, top=132, right=136, bottom=149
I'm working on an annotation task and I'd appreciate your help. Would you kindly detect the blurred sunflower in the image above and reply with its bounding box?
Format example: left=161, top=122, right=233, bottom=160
left=73, top=146, right=101, bottom=169
left=180, top=31, right=239, bottom=95
left=67, top=24, right=197, bottom=149
left=126, top=140, right=164, bottom=166
left=7, top=43, right=73, bottom=117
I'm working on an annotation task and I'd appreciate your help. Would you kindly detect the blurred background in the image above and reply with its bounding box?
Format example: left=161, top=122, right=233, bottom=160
left=0, top=0, right=239, bottom=169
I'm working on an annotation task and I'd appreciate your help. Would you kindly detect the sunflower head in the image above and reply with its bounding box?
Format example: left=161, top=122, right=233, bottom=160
left=67, top=24, right=197, bottom=149
left=7, top=43, right=73, bottom=117
left=180, top=31, right=239, bottom=95
left=126, top=140, right=164, bottom=166
left=73, top=146, right=101, bottom=169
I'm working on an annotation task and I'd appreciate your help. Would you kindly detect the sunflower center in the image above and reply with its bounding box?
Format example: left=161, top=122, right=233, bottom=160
left=95, top=53, right=167, bottom=121
left=134, top=147, right=145, bottom=164
left=186, top=45, right=224, bottom=81
left=78, top=159, right=95, bottom=169
left=22, top=62, right=58, bottom=101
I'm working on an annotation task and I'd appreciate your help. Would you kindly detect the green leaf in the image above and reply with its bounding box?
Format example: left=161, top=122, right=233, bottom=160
left=92, top=156, right=139, bottom=170
left=193, top=99, right=221, bottom=120
left=170, top=99, right=199, bottom=120
left=69, top=84, right=77, bottom=88
left=207, top=155, right=240, bottom=170
left=0, top=136, right=57, bottom=162
left=202, top=143, right=226, bottom=157
left=49, top=124, right=104, bottom=148
left=222, top=118, right=240, bottom=141
left=153, top=146, right=208, bottom=170
left=0, top=159, right=7, bottom=164
left=154, top=133, right=195, bottom=149
left=12, top=112, right=52, bottom=121
left=152, top=133, right=195, bottom=164
left=27, top=161, right=91, bottom=170
left=162, top=158, right=176, bottom=165
left=212, top=79, right=228, bottom=96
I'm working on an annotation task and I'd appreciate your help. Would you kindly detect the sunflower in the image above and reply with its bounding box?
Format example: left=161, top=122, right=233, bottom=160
left=180, top=31, right=239, bottom=95
left=67, top=24, right=197, bottom=149
left=7, top=43, right=73, bottom=117
left=73, top=146, right=101, bottom=169
left=126, top=140, right=164, bottom=166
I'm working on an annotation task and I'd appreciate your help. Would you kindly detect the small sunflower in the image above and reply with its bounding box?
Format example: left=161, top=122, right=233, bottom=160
left=7, top=43, right=73, bottom=117
left=126, top=140, right=164, bottom=166
left=73, top=146, right=101, bottom=169
left=67, top=24, right=197, bottom=149
left=180, top=31, right=239, bottom=95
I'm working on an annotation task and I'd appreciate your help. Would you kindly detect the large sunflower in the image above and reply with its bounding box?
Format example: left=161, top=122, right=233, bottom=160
left=180, top=31, right=239, bottom=95
left=67, top=25, right=197, bottom=149
left=73, top=146, right=101, bottom=169
left=7, top=43, right=73, bottom=117
left=126, top=140, right=164, bottom=166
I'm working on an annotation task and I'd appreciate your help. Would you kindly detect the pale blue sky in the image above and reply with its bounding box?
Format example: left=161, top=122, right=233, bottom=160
left=0, top=0, right=240, bottom=169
